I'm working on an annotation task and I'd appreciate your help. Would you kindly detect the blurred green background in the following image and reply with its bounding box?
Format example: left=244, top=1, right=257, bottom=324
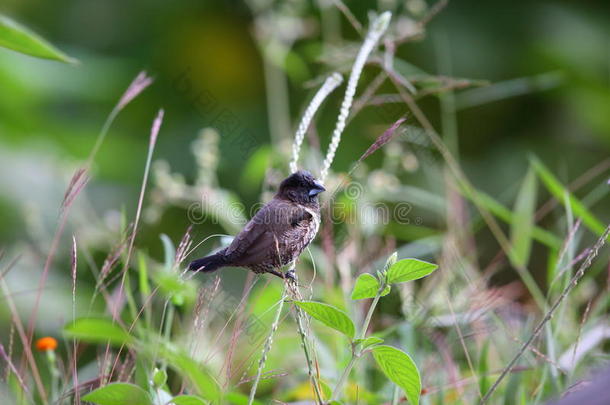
left=1, top=1, right=610, bottom=403
left=0, top=0, right=609, bottom=269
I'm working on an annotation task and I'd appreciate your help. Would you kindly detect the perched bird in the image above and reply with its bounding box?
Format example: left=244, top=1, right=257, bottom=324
left=188, top=170, right=325, bottom=279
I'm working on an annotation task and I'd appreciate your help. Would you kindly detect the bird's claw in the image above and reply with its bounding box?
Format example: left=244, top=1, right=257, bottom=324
left=285, top=269, right=297, bottom=282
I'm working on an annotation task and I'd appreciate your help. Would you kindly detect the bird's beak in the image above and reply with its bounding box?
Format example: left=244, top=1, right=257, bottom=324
left=309, top=180, right=326, bottom=197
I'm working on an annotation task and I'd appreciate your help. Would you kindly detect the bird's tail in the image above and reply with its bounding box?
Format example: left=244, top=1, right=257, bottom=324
left=188, top=252, right=227, bottom=273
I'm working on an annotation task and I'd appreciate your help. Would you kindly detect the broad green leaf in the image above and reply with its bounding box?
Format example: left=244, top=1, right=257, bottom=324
left=0, top=15, right=77, bottom=63
left=352, top=274, right=379, bottom=300
left=82, top=383, right=151, bottom=405
left=294, top=301, right=355, bottom=339
left=386, top=259, right=437, bottom=284
left=64, top=318, right=133, bottom=346
left=530, top=157, right=606, bottom=237
left=169, top=395, right=209, bottom=405
left=372, top=345, right=421, bottom=405
left=319, top=380, right=333, bottom=401
left=163, top=352, right=221, bottom=404
left=509, top=167, right=537, bottom=267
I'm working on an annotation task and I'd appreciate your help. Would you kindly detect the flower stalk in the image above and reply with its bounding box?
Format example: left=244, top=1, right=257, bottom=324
left=320, top=12, right=391, bottom=182
left=290, top=73, right=343, bottom=174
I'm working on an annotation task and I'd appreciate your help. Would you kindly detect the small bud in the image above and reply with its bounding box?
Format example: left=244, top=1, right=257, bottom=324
left=372, top=11, right=392, bottom=34
left=384, top=252, right=398, bottom=271
left=152, top=368, right=167, bottom=388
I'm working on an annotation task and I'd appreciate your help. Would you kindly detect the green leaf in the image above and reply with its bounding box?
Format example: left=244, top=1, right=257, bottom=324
left=153, top=368, right=167, bottom=388
left=138, top=251, right=151, bottom=297
left=225, top=392, right=263, bottom=405
left=351, top=274, right=391, bottom=300
left=468, top=189, right=562, bottom=249
left=509, top=167, right=537, bottom=267
left=383, top=252, right=398, bottom=271
left=169, top=395, right=209, bottom=405
left=530, top=156, right=606, bottom=237
left=153, top=271, right=196, bottom=307
left=163, top=352, right=221, bottom=404
left=372, top=345, right=421, bottom=405
left=64, top=318, right=133, bottom=346
left=82, top=383, right=151, bottom=405
left=386, top=259, right=438, bottom=284
left=355, top=336, right=384, bottom=350
left=477, top=341, right=490, bottom=396
left=0, top=15, right=77, bottom=63
left=351, top=274, right=380, bottom=300
left=294, top=301, right=355, bottom=339
left=160, top=234, right=176, bottom=271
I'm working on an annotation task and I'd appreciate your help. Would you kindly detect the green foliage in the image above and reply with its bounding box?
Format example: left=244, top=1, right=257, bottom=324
left=2, top=1, right=608, bottom=404
left=0, top=15, right=76, bottom=63
left=294, top=301, right=355, bottom=339
left=386, top=259, right=438, bottom=284
left=372, top=345, right=421, bottom=405
left=162, top=352, right=222, bottom=404
left=170, top=395, right=209, bottom=405
left=531, top=156, right=606, bottom=236
left=356, top=336, right=384, bottom=350
left=351, top=273, right=389, bottom=300
left=152, top=368, right=167, bottom=388
left=509, top=166, right=537, bottom=267
left=81, top=383, right=151, bottom=405
left=468, top=189, right=562, bottom=249
left=63, top=318, right=133, bottom=346
left=225, top=392, right=263, bottom=405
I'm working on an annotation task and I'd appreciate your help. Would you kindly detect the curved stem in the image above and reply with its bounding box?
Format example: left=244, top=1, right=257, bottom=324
left=248, top=288, right=287, bottom=405
left=331, top=284, right=384, bottom=400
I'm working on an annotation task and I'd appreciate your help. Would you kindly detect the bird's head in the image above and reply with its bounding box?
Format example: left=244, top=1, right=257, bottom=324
left=278, top=170, right=326, bottom=205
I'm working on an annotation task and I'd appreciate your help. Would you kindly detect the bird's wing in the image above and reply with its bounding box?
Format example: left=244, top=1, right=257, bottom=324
left=224, top=199, right=310, bottom=266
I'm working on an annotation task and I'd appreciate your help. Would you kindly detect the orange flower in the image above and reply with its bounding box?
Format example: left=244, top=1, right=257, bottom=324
left=35, top=337, right=58, bottom=351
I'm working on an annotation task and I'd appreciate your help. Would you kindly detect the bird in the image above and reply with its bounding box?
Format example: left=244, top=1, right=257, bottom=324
left=188, top=170, right=325, bottom=279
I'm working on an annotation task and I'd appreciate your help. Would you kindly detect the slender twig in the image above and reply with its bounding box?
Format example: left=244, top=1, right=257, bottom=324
left=331, top=0, right=364, bottom=35
left=331, top=280, right=385, bottom=400
left=287, top=278, right=325, bottom=404
left=107, top=110, right=164, bottom=381
left=386, top=72, right=547, bottom=310
left=480, top=225, right=610, bottom=404
left=1, top=278, right=47, bottom=403
left=0, top=344, right=32, bottom=403
left=247, top=287, right=287, bottom=405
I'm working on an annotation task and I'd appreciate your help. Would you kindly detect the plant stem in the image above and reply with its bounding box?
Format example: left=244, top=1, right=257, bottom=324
left=288, top=279, right=325, bottom=404
left=320, top=11, right=391, bottom=181
left=480, top=225, right=610, bottom=404
left=359, top=294, right=382, bottom=340
left=248, top=288, right=287, bottom=405
left=331, top=284, right=384, bottom=400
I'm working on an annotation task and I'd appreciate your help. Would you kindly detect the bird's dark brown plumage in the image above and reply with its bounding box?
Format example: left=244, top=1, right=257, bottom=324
left=188, top=170, right=325, bottom=279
